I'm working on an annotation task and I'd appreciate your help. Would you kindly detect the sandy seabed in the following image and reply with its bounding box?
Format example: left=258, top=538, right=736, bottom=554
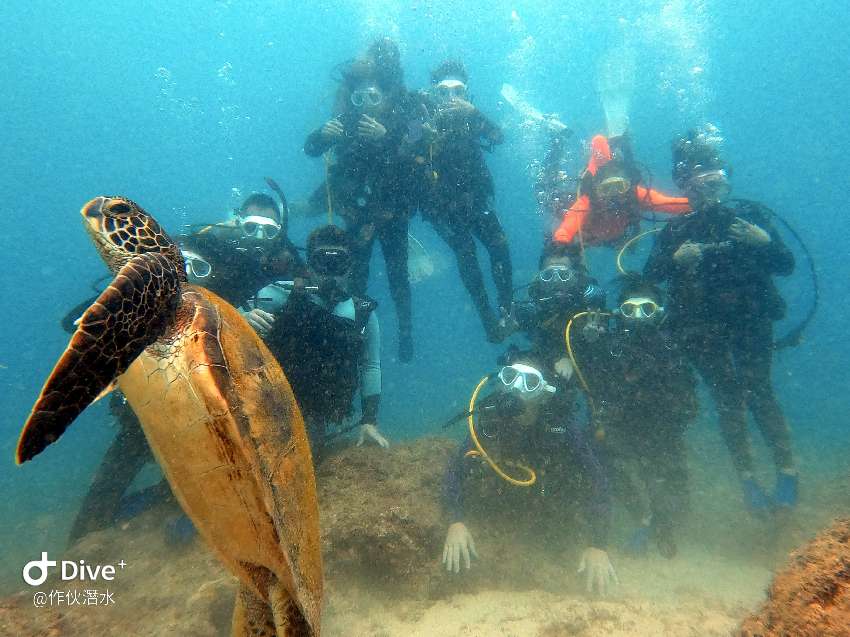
left=2, top=438, right=847, bottom=636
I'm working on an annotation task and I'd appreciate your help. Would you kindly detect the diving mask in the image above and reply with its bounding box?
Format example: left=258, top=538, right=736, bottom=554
left=596, top=175, right=631, bottom=199
left=498, top=363, right=557, bottom=402
left=350, top=87, right=383, bottom=108
left=181, top=250, right=212, bottom=279
left=618, top=296, right=663, bottom=320
left=686, top=168, right=731, bottom=203
left=239, top=215, right=282, bottom=240
left=309, top=245, right=352, bottom=277
left=538, top=265, right=575, bottom=283
left=436, top=78, right=468, bottom=101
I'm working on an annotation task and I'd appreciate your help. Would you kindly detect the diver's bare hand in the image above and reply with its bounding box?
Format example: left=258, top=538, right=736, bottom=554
left=243, top=309, right=275, bottom=336
left=729, top=217, right=770, bottom=246
left=357, top=423, right=390, bottom=449
left=357, top=115, right=386, bottom=140
left=554, top=357, right=574, bottom=381
left=673, top=240, right=704, bottom=265
left=442, top=522, right=478, bottom=574
left=581, top=312, right=605, bottom=343
left=321, top=118, right=344, bottom=141
left=442, top=98, right=476, bottom=116
left=578, top=547, right=619, bottom=596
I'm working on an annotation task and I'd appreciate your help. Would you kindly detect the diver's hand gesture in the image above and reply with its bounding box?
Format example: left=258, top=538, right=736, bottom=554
left=578, top=547, right=619, bottom=596
left=673, top=240, right=704, bottom=265
left=554, top=356, right=574, bottom=381
left=243, top=308, right=275, bottom=336
left=321, top=118, right=344, bottom=141
left=729, top=217, right=771, bottom=246
left=442, top=522, right=478, bottom=574
left=357, top=115, right=387, bottom=140
left=581, top=312, right=605, bottom=343
left=442, top=98, right=476, bottom=116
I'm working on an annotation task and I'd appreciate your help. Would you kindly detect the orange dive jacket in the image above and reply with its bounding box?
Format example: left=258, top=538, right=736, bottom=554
left=553, top=135, right=690, bottom=246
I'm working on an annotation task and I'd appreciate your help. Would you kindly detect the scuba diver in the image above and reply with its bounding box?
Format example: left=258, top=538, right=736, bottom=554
left=303, top=37, right=418, bottom=362
left=644, top=127, right=798, bottom=515
left=179, top=190, right=303, bottom=307
left=242, top=224, right=388, bottom=461
left=416, top=60, right=514, bottom=343
left=552, top=134, right=690, bottom=252
left=570, top=277, right=696, bottom=558
left=440, top=351, right=617, bottom=595
left=510, top=246, right=606, bottom=377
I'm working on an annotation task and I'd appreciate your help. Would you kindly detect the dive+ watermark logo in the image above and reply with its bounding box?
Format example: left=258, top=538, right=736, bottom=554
left=23, top=553, right=126, bottom=607
left=23, top=552, right=126, bottom=586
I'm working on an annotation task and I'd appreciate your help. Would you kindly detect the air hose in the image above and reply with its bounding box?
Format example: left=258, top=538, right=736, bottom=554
left=465, top=376, right=536, bottom=487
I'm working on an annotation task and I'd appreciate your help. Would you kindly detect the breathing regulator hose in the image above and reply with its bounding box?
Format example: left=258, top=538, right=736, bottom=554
left=465, top=376, right=536, bottom=487
left=565, top=311, right=611, bottom=441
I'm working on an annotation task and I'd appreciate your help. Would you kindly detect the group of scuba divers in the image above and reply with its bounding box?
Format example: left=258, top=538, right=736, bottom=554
left=66, top=38, right=814, bottom=597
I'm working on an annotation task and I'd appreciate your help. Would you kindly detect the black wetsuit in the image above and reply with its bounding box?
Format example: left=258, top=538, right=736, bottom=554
left=576, top=321, right=696, bottom=547
left=262, top=287, right=380, bottom=459
left=418, top=99, right=513, bottom=337
left=304, top=100, right=418, bottom=357
left=644, top=199, right=795, bottom=476
left=515, top=273, right=606, bottom=371
left=442, top=390, right=611, bottom=549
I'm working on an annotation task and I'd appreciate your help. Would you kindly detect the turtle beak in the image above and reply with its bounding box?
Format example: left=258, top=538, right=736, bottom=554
left=81, top=196, right=108, bottom=234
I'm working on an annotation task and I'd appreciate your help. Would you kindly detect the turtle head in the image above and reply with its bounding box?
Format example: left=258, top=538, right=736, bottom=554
left=81, top=196, right=186, bottom=279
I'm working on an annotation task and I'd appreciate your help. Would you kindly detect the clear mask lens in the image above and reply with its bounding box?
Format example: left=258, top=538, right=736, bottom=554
left=688, top=169, right=730, bottom=201
left=596, top=176, right=631, bottom=199
left=351, top=88, right=383, bottom=108
left=240, top=216, right=281, bottom=240
left=437, top=85, right=467, bottom=101
left=182, top=251, right=212, bottom=279
left=538, top=266, right=574, bottom=283
left=498, top=363, right=555, bottom=400
left=620, top=299, right=660, bottom=319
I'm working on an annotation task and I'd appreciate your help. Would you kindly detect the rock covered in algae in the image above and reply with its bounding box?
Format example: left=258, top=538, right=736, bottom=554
left=316, top=437, right=456, bottom=591
left=738, top=517, right=850, bottom=637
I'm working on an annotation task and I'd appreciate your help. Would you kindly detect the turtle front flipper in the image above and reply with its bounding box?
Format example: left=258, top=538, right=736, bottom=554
left=16, top=252, right=181, bottom=464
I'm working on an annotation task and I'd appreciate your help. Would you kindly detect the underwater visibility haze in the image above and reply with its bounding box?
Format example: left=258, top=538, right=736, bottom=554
left=1, top=1, right=849, bottom=635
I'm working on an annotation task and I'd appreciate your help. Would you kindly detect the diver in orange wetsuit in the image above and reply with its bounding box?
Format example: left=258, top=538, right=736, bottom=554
left=553, top=135, right=690, bottom=247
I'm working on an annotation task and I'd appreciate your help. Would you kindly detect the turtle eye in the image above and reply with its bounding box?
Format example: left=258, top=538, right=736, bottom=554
left=107, top=201, right=132, bottom=215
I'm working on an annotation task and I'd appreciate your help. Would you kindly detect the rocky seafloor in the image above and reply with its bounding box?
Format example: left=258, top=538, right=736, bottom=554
left=2, top=438, right=847, bottom=636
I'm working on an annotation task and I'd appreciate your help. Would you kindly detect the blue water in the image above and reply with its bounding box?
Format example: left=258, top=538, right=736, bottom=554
left=1, top=0, right=848, bottom=617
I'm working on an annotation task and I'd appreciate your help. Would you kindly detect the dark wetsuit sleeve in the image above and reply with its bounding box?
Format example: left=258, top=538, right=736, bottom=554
left=442, top=436, right=474, bottom=523
left=744, top=207, right=795, bottom=276
left=643, top=225, right=679, bottom=283
left=564, top=420, right=611, bottom=548
left=474, top=111, right=504, bottom=147
left=304, top=127, right=334, bottom=157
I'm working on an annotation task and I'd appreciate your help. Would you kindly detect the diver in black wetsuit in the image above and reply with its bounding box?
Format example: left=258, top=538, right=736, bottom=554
left=179, top=192, right=303, bottom=308
left=440, top=350, right=617, bottom=595
left=242, top=225, right=388, bottom=461
left=644, top=128, right=797, bottom=515
left=303, top=38, right=418, bottom=362
left=416, top=60, right=513, bottom=342
left=571, top=278, right=696, bottom=558
left=510, top=247, right=606, bottom=376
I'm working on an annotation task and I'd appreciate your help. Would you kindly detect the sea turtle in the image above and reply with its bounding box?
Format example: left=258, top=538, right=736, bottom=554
left=16, top=196, right=323, bottom=637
